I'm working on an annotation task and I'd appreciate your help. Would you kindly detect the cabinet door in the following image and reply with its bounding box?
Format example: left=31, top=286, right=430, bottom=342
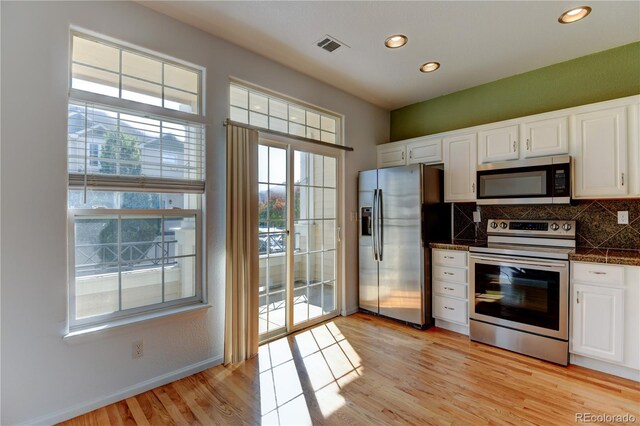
left=377, top=145, right=407, bottom=168
left=572, top=107, right=628, bottom=197
left=571, top=283, right=624, bottom=363
left=478, top=125, right=519, bottom=163
left=522, top=116, right=569, bottom=158
left=444, top=133, right=477, bottom=202
left=407, top=137, right=442, bottom=164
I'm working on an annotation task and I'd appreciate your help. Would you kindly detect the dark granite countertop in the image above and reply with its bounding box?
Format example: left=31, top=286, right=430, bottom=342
left=429, top=240, right=485, bottom=251
left=429, top=241, right=640, bottom=267
left=570, top=248, right=640, bottom=267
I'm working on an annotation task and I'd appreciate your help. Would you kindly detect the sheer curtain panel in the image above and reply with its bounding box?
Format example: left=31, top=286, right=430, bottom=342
left=224, top=124, right=260, bottom=364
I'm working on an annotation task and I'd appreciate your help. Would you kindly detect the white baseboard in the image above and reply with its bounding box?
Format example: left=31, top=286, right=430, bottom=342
left=342, top=306, right=359, bottom=316
left=20, top=355, right=223, bottom=426
left=570, top=354, right=640, bottom=382
left=435, top=319, right=470, bottom=336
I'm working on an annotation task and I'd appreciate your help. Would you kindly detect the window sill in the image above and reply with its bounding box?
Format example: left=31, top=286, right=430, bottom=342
left=63, top=303, right=211, bottom=342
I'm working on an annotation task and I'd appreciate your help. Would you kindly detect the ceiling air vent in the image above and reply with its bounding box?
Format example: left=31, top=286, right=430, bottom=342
left=316, top=35, right=349, bottom=53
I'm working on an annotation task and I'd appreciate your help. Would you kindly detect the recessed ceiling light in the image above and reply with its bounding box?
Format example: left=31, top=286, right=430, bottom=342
left=558, top=6, right=592, bottom=24
left=420, top=62, right=440, bottom=73
left=385, top=34, right=408, bottom=49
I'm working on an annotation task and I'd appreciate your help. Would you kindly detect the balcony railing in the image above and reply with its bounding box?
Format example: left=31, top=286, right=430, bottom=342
left=75, top=238, right=178, bottom=276
left=259, top=231, right=286, bottom=255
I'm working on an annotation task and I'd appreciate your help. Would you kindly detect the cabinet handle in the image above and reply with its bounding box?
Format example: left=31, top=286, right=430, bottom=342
left=402, top=151, right=405, bottom=160
left=621, top=173, right=625, bottom=186
left=472, top=183, right=475, bottom=192
left=444, top=287, right=454, bottom=291
left=444, top=272, right=454, bottom=276
left=444, top=256, right=454, bottom=259
left=577, top=291, right=580, bottom=304
left=409, top=150, right=413, bottom=159
left=526, top=139, right=530, bottom=150
left=513, top=141, right=517, bottom=152
left=589, top=271, right=606, bottom=275
left=444, top=306, right=455, bottom=311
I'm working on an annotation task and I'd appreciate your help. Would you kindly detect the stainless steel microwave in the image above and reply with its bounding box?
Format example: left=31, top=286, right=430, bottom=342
left=476, top=155, right=571, bottom=205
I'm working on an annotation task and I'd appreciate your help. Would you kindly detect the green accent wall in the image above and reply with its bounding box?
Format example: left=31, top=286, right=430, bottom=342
left=390, top=42, right=640, bottom=142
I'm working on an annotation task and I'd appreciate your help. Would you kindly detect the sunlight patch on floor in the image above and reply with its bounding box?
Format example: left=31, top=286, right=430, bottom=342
left=259, top=321, right=362, bottom=424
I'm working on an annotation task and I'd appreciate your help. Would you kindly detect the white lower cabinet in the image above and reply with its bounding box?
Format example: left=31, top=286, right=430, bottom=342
left=570, top=262, right=639, bottom=380
left=432, top=249, right=469, bottom=334
left=571, top=283, right=624, bottom=363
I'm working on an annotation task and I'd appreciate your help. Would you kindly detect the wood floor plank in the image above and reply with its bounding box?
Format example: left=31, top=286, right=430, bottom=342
left=59, top=313, right=640, bottom=425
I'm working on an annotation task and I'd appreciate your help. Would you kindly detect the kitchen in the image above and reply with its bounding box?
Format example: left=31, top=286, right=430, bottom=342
left=1, top=1, right=639, bottom=424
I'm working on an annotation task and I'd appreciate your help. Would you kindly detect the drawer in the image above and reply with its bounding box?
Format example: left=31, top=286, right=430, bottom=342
left=433, top=265, right=467, bottom=284
left=433, top=280, right=467, bottom=299
left=573, top=262, right=624, bottom=287
left=433, top=249, right=467, bottom=268
left=433, top=296, right=468, bottom=325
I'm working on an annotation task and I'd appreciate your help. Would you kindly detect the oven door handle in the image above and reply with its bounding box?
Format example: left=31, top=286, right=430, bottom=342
left=470, top=254, right=567, bottom=269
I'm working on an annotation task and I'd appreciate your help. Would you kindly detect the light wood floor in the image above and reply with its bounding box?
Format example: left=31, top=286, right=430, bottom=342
left=61, top=313, right=640, bottom=425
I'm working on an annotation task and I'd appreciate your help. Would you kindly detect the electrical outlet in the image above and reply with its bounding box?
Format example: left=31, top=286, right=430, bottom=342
left=473, top=211, right=481, bottom=223
left=618, top=211, right=629, bottom=225
left=351, top=211, right=358, bottom=221
left=132, top=340, right=143, bottom=359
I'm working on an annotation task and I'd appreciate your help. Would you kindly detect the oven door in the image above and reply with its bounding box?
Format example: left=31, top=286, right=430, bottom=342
left=469, top=254, right=568, bottom=340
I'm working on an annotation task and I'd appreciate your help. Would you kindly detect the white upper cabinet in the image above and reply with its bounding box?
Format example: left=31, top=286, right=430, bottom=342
left=444, top=133, right=477, bottom=202
left=522, top=116, right=569, bottom=158
left=407, top=136, right=442, bottom=164
left=377, top=144, right=406, bottom=168
left=478, top=125, right=519, bottom=163
left=572, top=106, right=628, bottom=198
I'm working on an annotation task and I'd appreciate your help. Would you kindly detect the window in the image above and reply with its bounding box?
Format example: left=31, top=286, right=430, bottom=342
left=71, top=34, right=201, bottom=114
left=229, top=83, right=340, bottom=144
left=68, top=32, right=206, bottom=331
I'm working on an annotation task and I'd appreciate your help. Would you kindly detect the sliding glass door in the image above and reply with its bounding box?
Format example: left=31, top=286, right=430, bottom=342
left=293, top=151, right=337, bottom=325
left=258, top=139, right=341, bottom=342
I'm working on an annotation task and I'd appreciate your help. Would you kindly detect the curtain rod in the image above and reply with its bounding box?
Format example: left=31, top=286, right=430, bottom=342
left=224, top=119, right=354, bottom=152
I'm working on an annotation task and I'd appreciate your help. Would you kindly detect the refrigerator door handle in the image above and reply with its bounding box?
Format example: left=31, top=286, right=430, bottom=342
left=378, top=189, right=383, bottom=261
left=372, top=189, right=378, bottom=261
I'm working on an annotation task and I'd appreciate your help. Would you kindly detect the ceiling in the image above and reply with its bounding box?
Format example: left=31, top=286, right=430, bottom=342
left=138, top=1, right=640, bottom=110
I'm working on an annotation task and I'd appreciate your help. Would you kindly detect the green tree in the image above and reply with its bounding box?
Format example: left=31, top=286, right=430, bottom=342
left=99, top=130, right=142, bottom=176
left=98, top=131, right=161, bottom=263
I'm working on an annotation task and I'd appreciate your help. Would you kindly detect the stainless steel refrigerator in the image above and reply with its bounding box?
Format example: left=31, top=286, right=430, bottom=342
left=358, top=164, right=451, bottom=327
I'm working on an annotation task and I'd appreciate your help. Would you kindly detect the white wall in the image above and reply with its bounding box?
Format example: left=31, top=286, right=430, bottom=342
left=0, top=1, right=388, bottom=424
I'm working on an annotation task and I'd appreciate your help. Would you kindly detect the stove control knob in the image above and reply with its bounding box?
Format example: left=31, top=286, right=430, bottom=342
left=490, top=221, right=498, bottom=229
left=550, top=223, right=560, bottom=231
left=500, top=222, right=508, bottom=229
left=562, top=223, right=572, bottom=231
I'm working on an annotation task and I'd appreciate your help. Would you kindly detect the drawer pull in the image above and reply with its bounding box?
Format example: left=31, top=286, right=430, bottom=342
left=444, top=272, right=454, bottom=276
left=444, top=306, right=455, bottom=311
left=589, top=271, right=607, bottom=275
left=444, top=287, right=454, bottom=291
left=444, top=256, right=454, bottom=259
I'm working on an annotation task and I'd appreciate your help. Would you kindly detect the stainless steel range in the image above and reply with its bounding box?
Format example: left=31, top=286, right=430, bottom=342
left=469, top=219, right=576, bottom=365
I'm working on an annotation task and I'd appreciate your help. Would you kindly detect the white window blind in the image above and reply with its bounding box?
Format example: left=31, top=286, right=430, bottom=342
left=68, top=100, right=205, bottom=193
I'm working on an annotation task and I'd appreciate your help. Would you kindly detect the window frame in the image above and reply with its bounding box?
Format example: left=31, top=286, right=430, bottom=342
left=70, top=29, right=206, bottom=117
left=229, top=80, right=343, bottom=146
left=67, top=208, right=203, bottom=331
left=66, top=29, right=207, bottom=333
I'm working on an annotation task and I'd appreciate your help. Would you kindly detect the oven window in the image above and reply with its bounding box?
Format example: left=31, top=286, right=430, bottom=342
left=479, top=170, right=547, bottom=198
left=474, top=263, right=560, bottom=330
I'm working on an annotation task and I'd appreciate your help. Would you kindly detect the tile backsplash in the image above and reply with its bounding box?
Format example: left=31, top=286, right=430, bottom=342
left=454, top=200, right=640, bottom=250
